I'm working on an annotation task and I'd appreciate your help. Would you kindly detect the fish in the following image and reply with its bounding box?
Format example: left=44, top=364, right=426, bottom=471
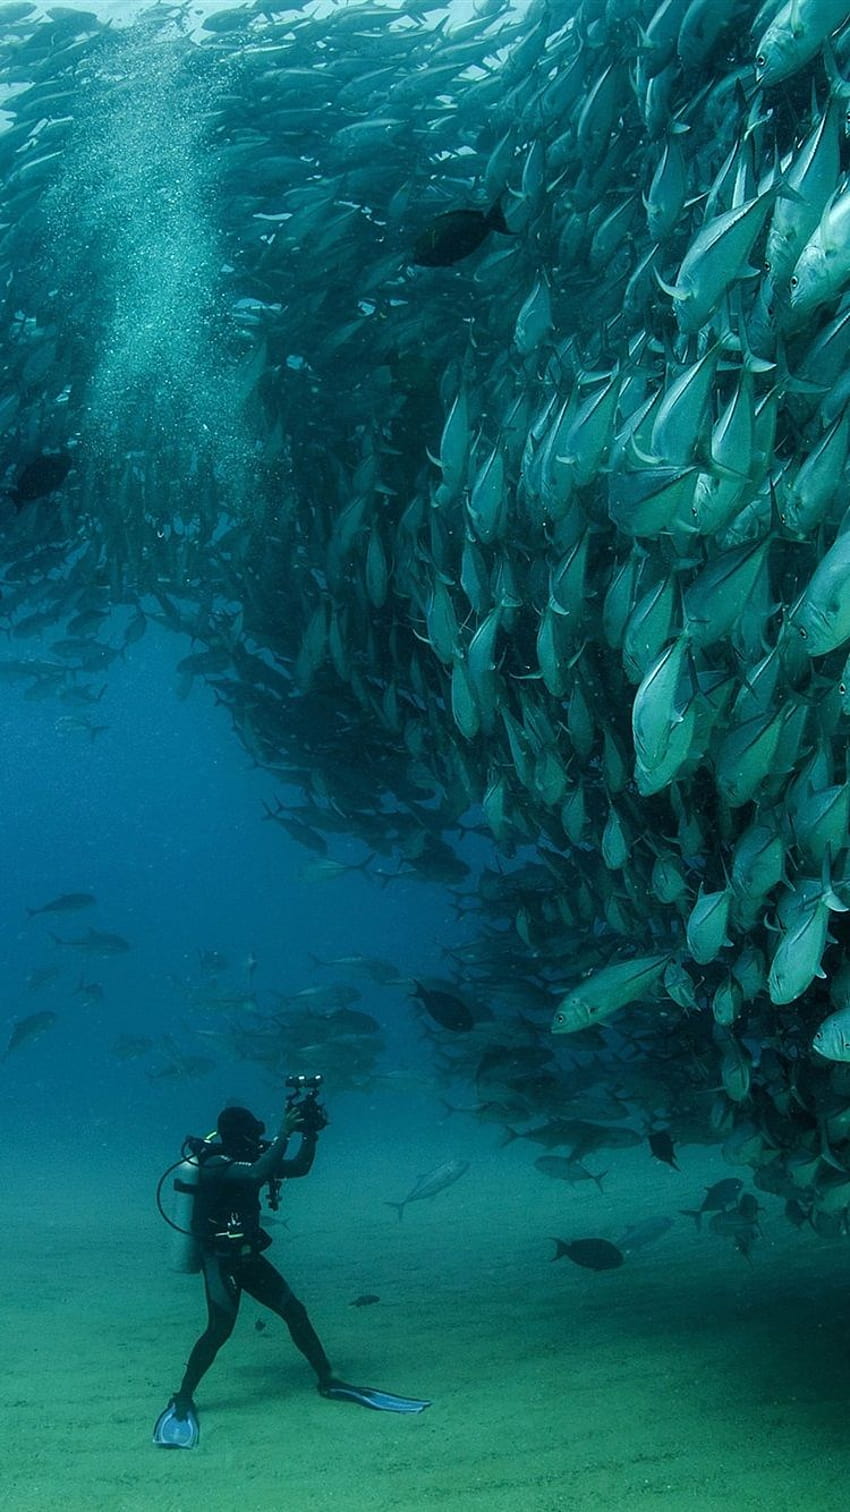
left=24, top=965, right=61, bottom=991
left=349, top=1294, right=380, bottom=1307
left=680, top=1178, right=744, bottom=1231
left=533, top=1156, right=606, bottom=1191
left=280, top=984, right=364, bottom=1011
left=708, top=1194, right=761, bottom=1260
left=50, top=928, right=130, bottom=955
left=549, top=1238, right=625, bottom=1271
left=310, top=953, right=405, bottom=985
left=26, top=892, right=96, bottom=916
left=385, top=1159, right=470, bottom=1220
left=552, top=955, right=672, bottom=1034
left=648, top=1129, right=679, bottom=1170
left=412, top=202, right=511, bottom=266
left=298, top=856, right=374, bottom=883
left=812, top=1006, right=850, bottom=1062
left=410, top=980, right=475, bottom=1033
left=615, top=1217, right=675, bottom=1254
left=10, top=451, right=73, bottom=506
left=2, top=1010, right=58, bottom=1060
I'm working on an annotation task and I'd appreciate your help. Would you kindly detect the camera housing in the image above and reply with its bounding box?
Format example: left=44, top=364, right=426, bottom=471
left=285, top=1072, right=329, bottom=1133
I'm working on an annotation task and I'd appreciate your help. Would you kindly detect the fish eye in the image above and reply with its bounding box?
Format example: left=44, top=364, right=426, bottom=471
left=756, top=53, right=765, bottom=68
left=840, top=681, right=847, bottom=696
left=789, top=275, right=798, bottom=289
left=798, top=626, right=808, bottom=639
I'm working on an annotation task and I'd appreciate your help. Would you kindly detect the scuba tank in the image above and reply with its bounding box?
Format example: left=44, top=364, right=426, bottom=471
left=156, top=1132, right=217, bottom=1274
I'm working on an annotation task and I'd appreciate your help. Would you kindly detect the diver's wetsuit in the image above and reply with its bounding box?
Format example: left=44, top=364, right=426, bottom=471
left=174, top=1126, right=333, bottom=1410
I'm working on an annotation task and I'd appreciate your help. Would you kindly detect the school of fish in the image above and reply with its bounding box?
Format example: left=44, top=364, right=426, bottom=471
left=5, top=0, right=850, bottom=1234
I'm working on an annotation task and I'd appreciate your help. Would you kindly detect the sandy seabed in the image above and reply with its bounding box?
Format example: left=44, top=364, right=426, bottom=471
left=4, top=1127, right=850, bottom=1512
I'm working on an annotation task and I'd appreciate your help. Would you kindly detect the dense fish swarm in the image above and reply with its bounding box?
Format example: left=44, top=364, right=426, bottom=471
left=7, top=0, right=850, bottom=1232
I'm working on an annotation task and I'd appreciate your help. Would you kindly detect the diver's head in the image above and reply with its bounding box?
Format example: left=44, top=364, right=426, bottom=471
left=216, top=1105, right=266, bottom=1159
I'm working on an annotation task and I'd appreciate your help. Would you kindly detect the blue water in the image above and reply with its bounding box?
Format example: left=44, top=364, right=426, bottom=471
left=0, top=619, right=462, bottom=1152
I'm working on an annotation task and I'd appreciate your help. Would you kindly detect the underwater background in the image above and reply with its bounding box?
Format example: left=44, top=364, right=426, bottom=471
left=5, top=0, right=850, bottom=1506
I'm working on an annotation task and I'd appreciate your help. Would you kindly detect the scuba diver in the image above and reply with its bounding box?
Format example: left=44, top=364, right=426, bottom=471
left=153, top=1077, right=430, bottom=1448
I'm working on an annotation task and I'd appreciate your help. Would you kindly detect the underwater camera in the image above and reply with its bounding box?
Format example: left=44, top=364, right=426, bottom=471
left=285, top=1072, right=329, bottom=1134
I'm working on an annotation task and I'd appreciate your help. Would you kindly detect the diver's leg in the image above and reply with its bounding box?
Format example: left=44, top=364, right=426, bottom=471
left=241, top=1255, right=333, bottom=1386
left=174, top=1254, right=241, bottom=1410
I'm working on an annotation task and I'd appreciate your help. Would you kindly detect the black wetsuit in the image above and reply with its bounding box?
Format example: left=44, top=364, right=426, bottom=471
left=175, top=1127, right=333, bottom=1409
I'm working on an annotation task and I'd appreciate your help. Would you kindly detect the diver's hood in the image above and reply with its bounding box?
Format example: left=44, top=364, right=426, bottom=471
left=216, top=1105, right=266, bottom=1155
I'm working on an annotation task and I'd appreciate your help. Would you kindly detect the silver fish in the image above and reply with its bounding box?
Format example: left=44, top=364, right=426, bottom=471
left=385, top=1159, right=471, bottom=1220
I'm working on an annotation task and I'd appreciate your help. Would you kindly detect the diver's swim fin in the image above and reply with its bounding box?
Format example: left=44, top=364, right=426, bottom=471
left=152, top=1397, right=200, bottom=1449
left=320, top=1379, right=431, bottom=1414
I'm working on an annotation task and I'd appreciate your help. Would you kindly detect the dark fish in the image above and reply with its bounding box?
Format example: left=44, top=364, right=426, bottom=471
left=2, top=1010, right=58, bottom=1060
left=411, top=980, right=474, bottom=1032
left=349, top=1294, right=380, bottom=1307
left=386, top=1157, right=470, bottom=1219
left=648, top=1128, right=679, bottom=1170
left=50, top=928, right=130, bottom=955
left=550, top=1237, right=625, bottom=1271
left=513, top=1119, right=642, bottom=1158
left=534, top=1155, right=607, bottom=1192
left=680, top=1177, right=744, bottom=1230
left=412, top=201, right=512, bottom=266
left=26, top=891, right=96, bottom=916
left=11, top=451, right=72, bottom=506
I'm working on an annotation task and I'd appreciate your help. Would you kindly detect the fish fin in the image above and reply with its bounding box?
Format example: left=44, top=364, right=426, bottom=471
left=679, top=1208, right=703, bottom=1230
left=652, top=265, right=679, bottom=300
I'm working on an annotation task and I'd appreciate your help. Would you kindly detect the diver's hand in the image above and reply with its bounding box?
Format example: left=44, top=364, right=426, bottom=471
left=283, top=1104, right=304, bottom=1136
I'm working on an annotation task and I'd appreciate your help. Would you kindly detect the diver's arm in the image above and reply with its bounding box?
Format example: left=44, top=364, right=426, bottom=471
left=278, top=1129, right=319, bottom=1178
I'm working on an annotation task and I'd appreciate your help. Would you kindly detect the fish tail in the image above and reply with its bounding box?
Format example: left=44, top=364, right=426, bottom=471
left=550, top=1238, right=569, bottom=1261
left=593, top=1171, right=608, bottom=1193
left=679, top=1208, right=703, bottom=1230
left=385, top=1201, right=405, bottom=1221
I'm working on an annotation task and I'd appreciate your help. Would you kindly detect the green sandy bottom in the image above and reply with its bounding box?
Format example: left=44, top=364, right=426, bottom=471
left=4, top=1133, right=850, bottom=1512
